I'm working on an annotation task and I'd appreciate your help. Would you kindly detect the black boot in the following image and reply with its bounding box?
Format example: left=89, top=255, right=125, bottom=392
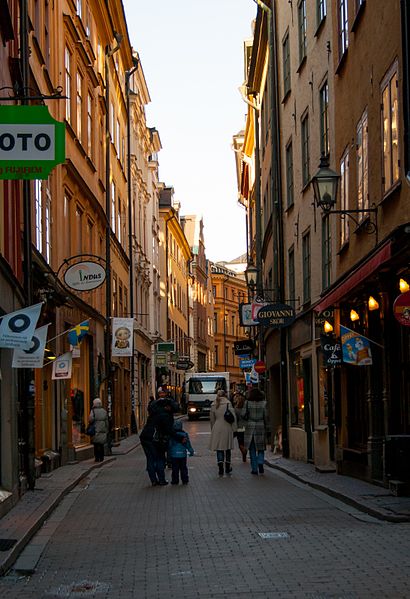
left=218, top=462, right=224, bottom=476
left=225, top=462, right=232, bottom=475
left=258, top=463, right=264, bottom=474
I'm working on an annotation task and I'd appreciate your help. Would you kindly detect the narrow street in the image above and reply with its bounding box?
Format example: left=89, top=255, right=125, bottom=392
left=0, top=419, right=409, bottom=599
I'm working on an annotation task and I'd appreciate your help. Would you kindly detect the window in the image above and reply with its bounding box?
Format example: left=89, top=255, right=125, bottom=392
left=301, top=113, right=310, bottom=186
left=283, top=32, right=291, bottom=96
left=319, top=81, right=329, bottom=156
left=75, top=205, right=83, bottom=255
left=340, top=150, right=349, bottom=245
left=87, top=93, right=93, bottom=157
left=302, top=231, right=311, bottom=303
left=34, top=180, right=43, bottom=252
left=381, top=64, right=399, bottom=193
left=65, top=47, right=71, bottom=123
left=117, top=199, right=121, bottom=243
left=76, top=71, right=83, bottom=141
left=87, top=219, right=94, bottom=254
left=288, top=246, right=295, bottom=306
left=317, top=0, right=327, bottom=25
left=298, top=0, right=307, bottom=63
left=322, top=215, right=331, bottom=290
left=286, top=140, right=294, bottom=208
left=111, top=181, right=116, bottom=231
left=63, top=194, right=71, bottom=258
left=76, top=0, right=82, bottom=19
left=45, top=184, right=52, bottom=263
left=116, top=118, right=120, bottom=155
left=338, top=0, right=349, bottom=57
left=356, top=109, right=368, bottom=213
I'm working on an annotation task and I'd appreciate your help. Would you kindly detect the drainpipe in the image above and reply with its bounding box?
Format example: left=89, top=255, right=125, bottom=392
left=125, top=55, right=139, bottom=433
left=20, top=0, right=36, bottom=490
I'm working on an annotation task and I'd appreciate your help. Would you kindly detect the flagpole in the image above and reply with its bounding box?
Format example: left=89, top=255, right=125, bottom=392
left=46, top=320, right=91, bottom=344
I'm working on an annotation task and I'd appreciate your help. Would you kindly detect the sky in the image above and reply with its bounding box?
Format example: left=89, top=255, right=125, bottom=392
left=122, top=0, right=256, bottom=263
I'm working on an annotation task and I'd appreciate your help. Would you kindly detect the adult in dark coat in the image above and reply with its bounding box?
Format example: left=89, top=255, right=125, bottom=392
left=242, top=387, right=268, bottom=475
left=140, top=397, right=184, bottom=486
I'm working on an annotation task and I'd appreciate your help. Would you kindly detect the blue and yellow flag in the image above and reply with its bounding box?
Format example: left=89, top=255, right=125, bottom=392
left=68, top=321, right=89, bottom=347
left=340, top=325, right=372, bottom=366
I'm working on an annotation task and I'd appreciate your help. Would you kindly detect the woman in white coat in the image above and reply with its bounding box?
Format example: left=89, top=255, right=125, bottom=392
left=209, top=389, right=237, bottom=476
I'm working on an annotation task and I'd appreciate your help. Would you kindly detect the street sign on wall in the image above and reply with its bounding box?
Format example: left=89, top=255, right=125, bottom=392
left=0, top=106, right=65, bottom=180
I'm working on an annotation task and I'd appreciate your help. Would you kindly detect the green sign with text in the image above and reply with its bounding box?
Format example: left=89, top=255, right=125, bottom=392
left=0, top=106, right=65, bottom=180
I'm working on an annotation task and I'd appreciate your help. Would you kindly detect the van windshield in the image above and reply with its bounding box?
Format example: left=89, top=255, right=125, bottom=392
left=188, top=378, right=227, bottom=394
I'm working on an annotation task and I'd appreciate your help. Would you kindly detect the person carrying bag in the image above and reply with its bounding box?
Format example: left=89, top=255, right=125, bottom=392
left=209, top=389, right=237, bottom=476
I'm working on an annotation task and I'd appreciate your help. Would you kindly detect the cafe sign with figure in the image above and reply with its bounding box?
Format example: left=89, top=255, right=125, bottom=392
left=0, top=106, right=65, bottom=180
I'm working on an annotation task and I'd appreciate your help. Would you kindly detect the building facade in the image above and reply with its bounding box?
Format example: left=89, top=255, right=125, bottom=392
left=239, top=0, right=410, bottom=488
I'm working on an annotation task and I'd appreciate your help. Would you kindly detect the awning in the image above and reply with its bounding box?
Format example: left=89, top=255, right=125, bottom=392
left=315, top=240, right=392, bottom=313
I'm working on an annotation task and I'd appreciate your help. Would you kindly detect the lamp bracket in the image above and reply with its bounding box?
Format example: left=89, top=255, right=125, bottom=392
left=323, top=205, right=378, bottom=236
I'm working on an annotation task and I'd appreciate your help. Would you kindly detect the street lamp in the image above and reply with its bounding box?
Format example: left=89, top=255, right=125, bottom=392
left=312, top=154, right=340, bottom=212
left=312, top=154, right=378, bottom=237
left=245, top=262, right=258, bottom=295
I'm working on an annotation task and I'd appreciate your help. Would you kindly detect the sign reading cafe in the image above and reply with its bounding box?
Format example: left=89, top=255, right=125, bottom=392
left=0, top=106, right=65, bottom=180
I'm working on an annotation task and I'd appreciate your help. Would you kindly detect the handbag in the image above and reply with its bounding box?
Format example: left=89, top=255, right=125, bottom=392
left=152, top=427, right=169, bottom=447
left=86, top=409, right=96, bottom=436
left=224, top=404, right=235, bottom=424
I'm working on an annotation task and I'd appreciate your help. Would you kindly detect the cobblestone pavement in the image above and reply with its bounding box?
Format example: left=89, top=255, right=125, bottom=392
left=1, top=419, right=410, bottom=598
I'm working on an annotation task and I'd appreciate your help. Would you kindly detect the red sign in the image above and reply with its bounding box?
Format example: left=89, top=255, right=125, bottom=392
left=254, top=360, right=266, bottom=374
left=393, top=291, right=410, bottom=326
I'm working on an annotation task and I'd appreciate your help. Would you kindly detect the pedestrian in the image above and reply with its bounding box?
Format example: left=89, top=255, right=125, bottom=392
left=88, top=398, right=109, bottom=463
left=169, top=420, right=194, bottom=485
left=209, top=389, right=237, bottom=476
left=242, top=387, right=268, bottom=475
left=140, top=396, right=185, bottom=486
left=233, top=391, right=247, bottom=462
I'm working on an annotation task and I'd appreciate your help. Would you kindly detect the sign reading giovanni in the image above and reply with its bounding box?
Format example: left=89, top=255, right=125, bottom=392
left=64, top=261, right=106, bottom=292
left=0, top=106, right=65, bottom=180
left=256, top=303, right=296, bottom=328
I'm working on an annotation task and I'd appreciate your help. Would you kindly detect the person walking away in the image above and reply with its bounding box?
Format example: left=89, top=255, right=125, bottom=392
left=209, top=389, right=237, bottom=476
left=88, top=398, right=108, bottom=463
left=242, top=387, right=268, bottom=475
left=233, top=392, right=247, bottom=462
left=169, top=420, right=194, bottom=485
left=140, top=397, right=185, bottom=486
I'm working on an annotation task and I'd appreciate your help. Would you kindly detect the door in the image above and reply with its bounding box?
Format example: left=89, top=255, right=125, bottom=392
left=303, top=357, right=314, bottom=462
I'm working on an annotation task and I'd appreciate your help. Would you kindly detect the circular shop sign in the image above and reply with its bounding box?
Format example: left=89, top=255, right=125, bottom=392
left=393, top=291, right=410, bottom=326
left=64, top=261, right=106, bottom=292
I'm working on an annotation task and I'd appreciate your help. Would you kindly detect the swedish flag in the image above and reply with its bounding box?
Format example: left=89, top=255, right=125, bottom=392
left=68, top=321, right=89, bottom=347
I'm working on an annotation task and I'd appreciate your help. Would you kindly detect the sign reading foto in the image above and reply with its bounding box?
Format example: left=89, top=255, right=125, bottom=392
left=0, top=106, right=65, bottom=180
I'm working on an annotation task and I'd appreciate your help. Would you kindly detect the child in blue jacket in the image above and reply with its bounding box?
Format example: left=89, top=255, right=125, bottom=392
left=168, top=420, right=194, bottom=485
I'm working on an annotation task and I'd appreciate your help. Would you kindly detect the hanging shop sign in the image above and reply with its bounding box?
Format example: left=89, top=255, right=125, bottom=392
left=320, top=335, right=342, bottom=366
left=12, top=324, right=49, bottom=369
left=239, top=303, right=259, bottom=327
left=340, top=325, right=372, bottom=366
left=255, top=303, right=296, bottom=328
left=0, top=106, right=65, bottom=180
left=239, top=357, right=257, bottom=369
left=156, top=341, right=175, bottom=353
left=393, top=291, right=410, bottom=326
left=112, top=318, right=134, bottom=357
left=52, top=352, right=72, bottom=380
left=234, top=339, right=255, bottom=355
left=0, top=302, right=42, bottom=349
left=64, top=261, right=106, bottom=292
